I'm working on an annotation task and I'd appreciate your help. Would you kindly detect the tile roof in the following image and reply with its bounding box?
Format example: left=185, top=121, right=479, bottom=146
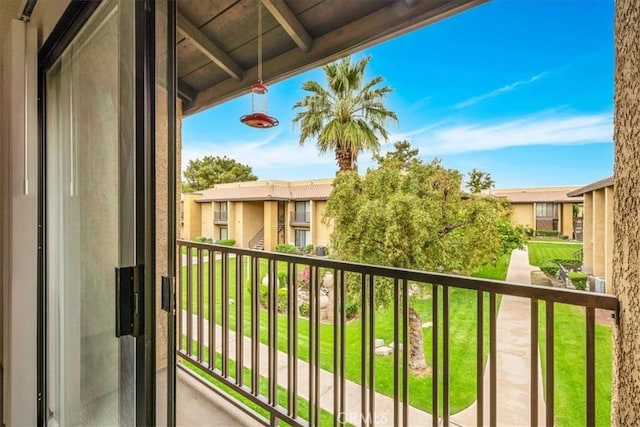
left=567, top=176, right=614, bottom=197
left=487, top=186, right=584, bottom=204
left=195, top=180, right=333, bottom=202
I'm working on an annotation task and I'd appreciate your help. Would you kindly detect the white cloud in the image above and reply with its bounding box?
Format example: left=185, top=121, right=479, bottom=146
left=399, top=110, right=612, bottom=156
left=181, top=136, right=335, bottom=176
left=454, top=72, right=547, bottom=109
left=181, top=110, right=612, bottom=179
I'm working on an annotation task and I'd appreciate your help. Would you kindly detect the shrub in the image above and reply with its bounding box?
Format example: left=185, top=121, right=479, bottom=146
left=258, top=284, right=288, bottom=313
left=217, top=238, right=235, bottom=246
left=194, top=236, right=208, bottom=243
left=524, top=227, right=535, bottom=238
left=297, top=267, right=310, bottom=290
left=299, top=302, right=310, bottom=317
left=346, top=301, right=359, bottom=319
left=278, top=271, right=288, bottom=288
left=277, top=288, right=289, bottom=313
left=540, top=260, right=560, bottom=276
left=259, top=284, right=268, bottom=308
left=549, top=258, right=582, bottom=270
left=568, top=272, right=588, bottom=290
left=275, top=243, right=302, bottom=255
left=536, top=230, right=560, bottom=237
left=305, top=244, right=314, bottom=254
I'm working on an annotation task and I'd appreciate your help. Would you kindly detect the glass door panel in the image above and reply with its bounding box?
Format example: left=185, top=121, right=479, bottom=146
left=45, top=1, right=135, bottom=424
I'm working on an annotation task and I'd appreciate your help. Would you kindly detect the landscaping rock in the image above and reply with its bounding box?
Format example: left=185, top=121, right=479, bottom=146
left=375, top=346, right=393, bottom=356
left=389, top=342, right=404, bottom=351
left=374, top=338, right=385, bottom=348
left=422, top=321, right=432, bottom=328
left=319, top=295, right=330, bottom=309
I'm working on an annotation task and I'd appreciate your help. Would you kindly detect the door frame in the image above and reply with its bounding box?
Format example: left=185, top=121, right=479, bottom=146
left=36, top=0, right=171, bottom=425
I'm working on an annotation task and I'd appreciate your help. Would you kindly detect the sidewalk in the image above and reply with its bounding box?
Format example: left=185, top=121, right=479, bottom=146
left=451, top=248, right=546, bottom=426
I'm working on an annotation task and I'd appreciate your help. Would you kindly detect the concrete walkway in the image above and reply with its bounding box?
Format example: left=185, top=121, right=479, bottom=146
left=451, top=248, right=546, bottom=426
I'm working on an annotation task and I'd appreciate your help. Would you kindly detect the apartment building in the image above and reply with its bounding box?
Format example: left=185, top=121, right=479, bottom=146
left=181, top=179, right=333, bottom=251
left=567, top=177, right=614, bottom=292
left=488, top=186, right=584, bottom=239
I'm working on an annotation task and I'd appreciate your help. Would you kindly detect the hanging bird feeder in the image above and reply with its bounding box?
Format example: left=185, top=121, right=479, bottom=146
left=240, top=0, right=279, bottom=128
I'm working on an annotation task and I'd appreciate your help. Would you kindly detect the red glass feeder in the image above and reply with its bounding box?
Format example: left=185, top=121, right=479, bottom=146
left=240, top=82, right=279, bottom=128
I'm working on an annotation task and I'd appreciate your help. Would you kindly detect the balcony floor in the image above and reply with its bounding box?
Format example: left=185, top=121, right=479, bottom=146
left=156, top=367, right=256, bottom=427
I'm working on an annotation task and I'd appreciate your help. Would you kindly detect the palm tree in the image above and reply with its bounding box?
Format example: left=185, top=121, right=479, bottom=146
left=293, top=55, right=398, bottom=172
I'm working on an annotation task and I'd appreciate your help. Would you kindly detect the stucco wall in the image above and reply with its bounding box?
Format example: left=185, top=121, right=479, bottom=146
left=200, top=202, right=213, bottom=239
left=593, top=189, right=606, bottom=277
left=312, top=200, right=331, bottom=248
left=583, top=193, right=594, bottom=274
left=605, top=186, right=613, bottom=289
left=263, top=201, right=278, bottom=251
left=181, top=194, right=202, bottom=239
left=560, top=202, right=574, bottom=237
left=511, top=203, right=535, bottom=229
left=612, top=0, right=640, bottom=422
left=236, top=201, right=263, bottom=247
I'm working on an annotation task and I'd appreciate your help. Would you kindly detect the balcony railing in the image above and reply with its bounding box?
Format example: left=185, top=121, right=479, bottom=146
left=177, top=240, right=618, bottom=426
left=214, top=211, right=228, bottom=224
left=290, top=211, right=310, bottom=225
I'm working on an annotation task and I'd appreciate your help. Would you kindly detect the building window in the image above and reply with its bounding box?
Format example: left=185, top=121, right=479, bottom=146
left=215, top=201, right=228, bottom=222
left=294, top=201, right=311, bottom=223
left=220, top=227, right=228, bottom=241
left=536, top=203, right=557, bottom=218
left=295, top=229, right=310, bottom=248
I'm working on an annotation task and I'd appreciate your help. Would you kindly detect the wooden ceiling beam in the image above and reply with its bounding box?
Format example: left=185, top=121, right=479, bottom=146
left=178, top=80, right=198, bottom=103
left=185, top=0, right=487, bottom=115
left=177, top=12, right=244, bottom=80
left=261, top=0, right=312, bottom=52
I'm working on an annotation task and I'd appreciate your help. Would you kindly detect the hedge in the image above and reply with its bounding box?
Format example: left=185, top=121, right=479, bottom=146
left=568, top=272, right=588, bottom=290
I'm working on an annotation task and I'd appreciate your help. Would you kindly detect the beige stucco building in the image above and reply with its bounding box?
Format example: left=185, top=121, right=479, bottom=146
left=181, top=179, right=333, bottom=252
left=488, top=186, right=583, bottom=239
left=568, top=177, right=614, bottom=293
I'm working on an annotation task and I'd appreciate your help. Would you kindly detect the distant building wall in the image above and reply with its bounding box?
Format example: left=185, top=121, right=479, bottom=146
left=239, top=201, right=263, bottom=248
left=579, top=185, right=613, bottom=292
left=560, top=203, right=575, bottom=238
left=511, top=203, right=535, bottom=229
left=263, top=201, right=278, bottom=251
left=582, top=193, right=594, bottom=275
left=200, top=202, right=213, bottom=239
left=312, top=200, right=331, bottom=248
left=182, top=194, right=202, bottom=239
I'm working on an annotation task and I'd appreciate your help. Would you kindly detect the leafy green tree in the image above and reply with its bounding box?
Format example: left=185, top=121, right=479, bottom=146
left=325, top=144, right=523, bottom=373
left=293, top=55, right=398, bottom=172
left=182, top=155, right=257, bottom=192
left=466, top=168, right=495, bottom=193
left=372, top=140, right=421, bottom=171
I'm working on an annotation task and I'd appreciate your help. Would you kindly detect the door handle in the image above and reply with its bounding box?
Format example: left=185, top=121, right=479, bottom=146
left=115, top=265, right=144, bottom=337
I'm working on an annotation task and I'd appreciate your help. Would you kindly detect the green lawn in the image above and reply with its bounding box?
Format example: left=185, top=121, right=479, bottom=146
left=180, top=252, right=511, bottom=416
left=527, top=241, right=583, bottom=266
left=538, top=303, right=612, bottom=427
left=527, top=240, right=612, bottom=426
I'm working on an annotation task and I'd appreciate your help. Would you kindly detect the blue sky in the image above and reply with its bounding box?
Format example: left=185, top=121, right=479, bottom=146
left=182, top=0, right=614, bottom=189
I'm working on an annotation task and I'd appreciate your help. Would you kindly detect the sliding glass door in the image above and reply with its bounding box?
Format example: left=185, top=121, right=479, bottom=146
left=41, top=0, right=176, bottom=424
